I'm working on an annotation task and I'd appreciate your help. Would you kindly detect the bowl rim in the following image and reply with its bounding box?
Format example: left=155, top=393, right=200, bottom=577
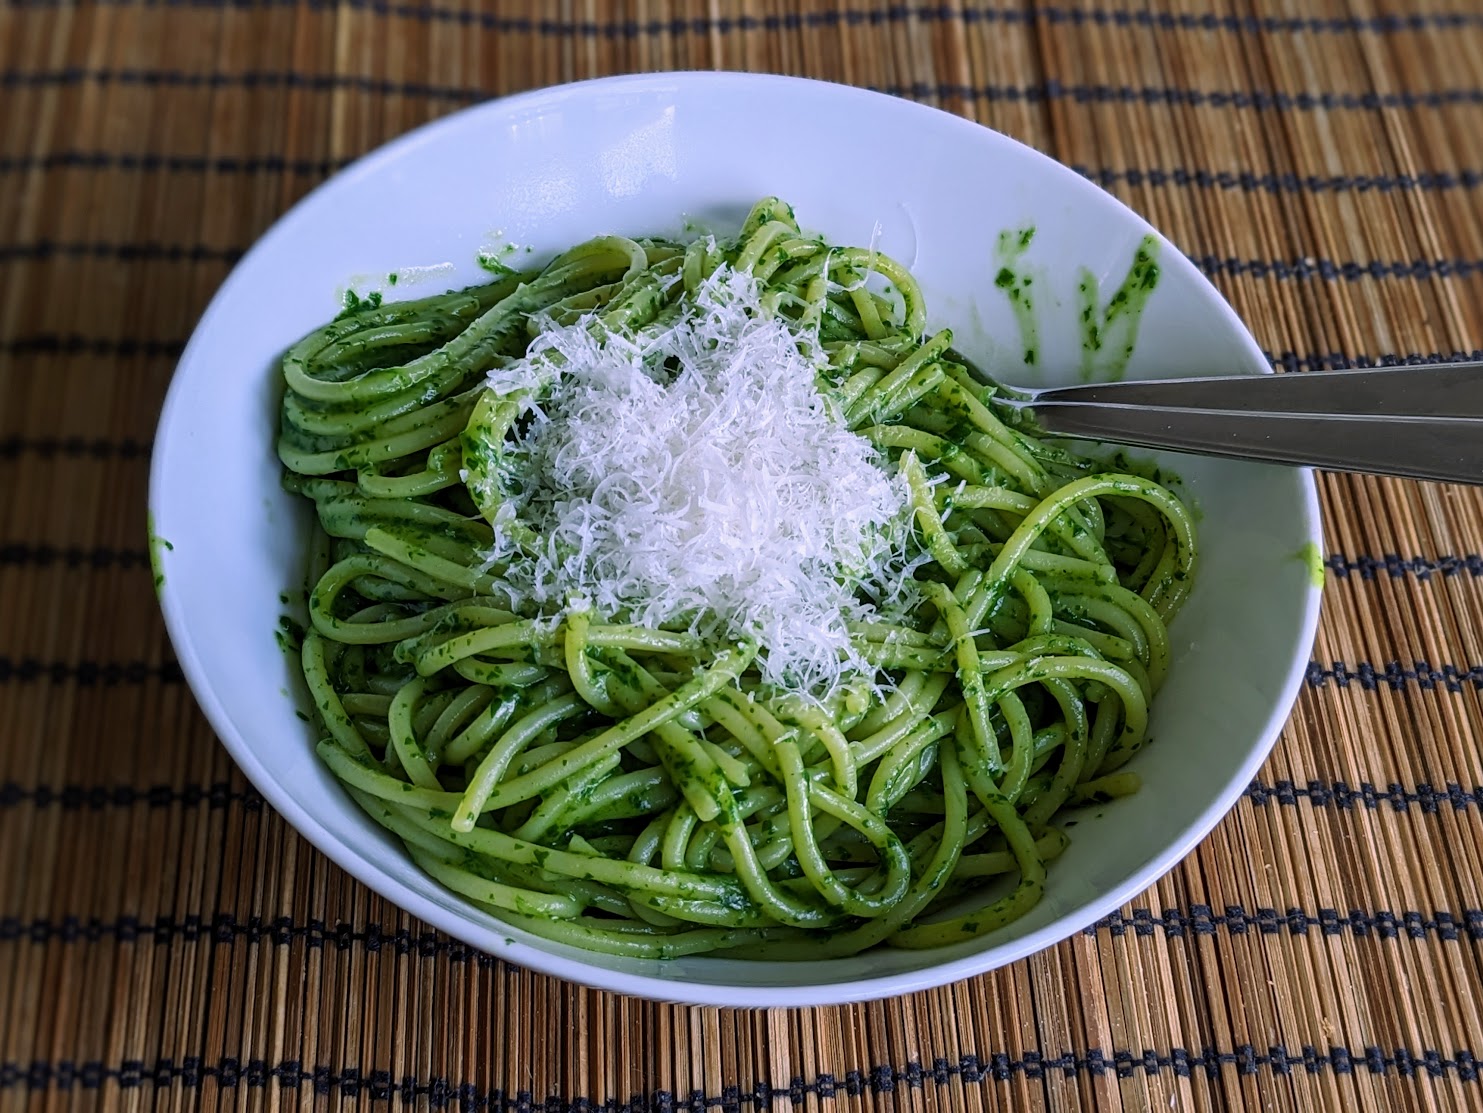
left=150, top=69, right=1324, bottom=1007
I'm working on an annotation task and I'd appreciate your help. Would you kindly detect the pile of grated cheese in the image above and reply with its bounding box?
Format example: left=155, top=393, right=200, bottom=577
left=480, top=266, right=918, bottom=693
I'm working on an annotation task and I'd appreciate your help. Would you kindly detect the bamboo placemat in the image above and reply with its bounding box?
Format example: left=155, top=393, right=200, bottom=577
left=4, top=1, right=1483, bottom=1109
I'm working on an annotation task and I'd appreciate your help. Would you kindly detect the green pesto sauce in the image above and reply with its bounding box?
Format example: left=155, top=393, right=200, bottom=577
left=1077, top=234, right=1161, bottom=383
left=275, top=613, right=306, bottom=656
left=992, top=226, right=1039, bottom=368
left=1101, top=449, right=1188, bottom=497
left=1295, top=542, right=1325, bottom=589
left=477, top=241, right=523, bottom=276
left=338, top=288, right=383, bottom=318
left=146, top=512, right=173, bottom=596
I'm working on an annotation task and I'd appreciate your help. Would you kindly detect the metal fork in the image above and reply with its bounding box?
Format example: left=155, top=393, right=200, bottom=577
left=991, top=363, right=1483, bottom=485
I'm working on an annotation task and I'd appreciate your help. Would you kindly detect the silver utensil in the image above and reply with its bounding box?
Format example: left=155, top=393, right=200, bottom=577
left=992, top=363, right=1483, bottom=485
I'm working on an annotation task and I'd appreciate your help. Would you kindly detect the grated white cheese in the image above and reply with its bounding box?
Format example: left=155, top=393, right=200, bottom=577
left=481, top=266, right=918, bottom=693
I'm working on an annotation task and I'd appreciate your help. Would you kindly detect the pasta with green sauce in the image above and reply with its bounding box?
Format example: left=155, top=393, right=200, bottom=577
left=278, top=198, right=1196, bottom=959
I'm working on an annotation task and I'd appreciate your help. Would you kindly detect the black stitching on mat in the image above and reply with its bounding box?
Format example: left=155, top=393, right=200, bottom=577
left=4, top=778, right=1476, bottom=814
left=1264, top=347, right=1483, bottom=371
left=6, top=238, right=1483, bottom=284
left=10, top=541, right=1483, bottom=587
left=0, top=151, right=348, bottom=176
left=0, top=782, right=261, bottom=811
left=0, top=658, right=183, bottom=684
left=0, top=436, right=152, bottom=460
left=1086, top=906, right=1483, bottom=941
left=0, top=334, right=185, bottom=357
left=1324, top=554, right=1483, bottom=580
left=3, top=905, right=1480, bottom=952
left=0, top=657, right=1473, bottom=691
left=1197, top=257, right=1483, bottom=279
left=3, top=2, right=1481, bottom=36
left=0, top=544, right=150, bottom=570
left=1076, top=165, right=1483, bottom=194
left=6, top=341, right=1483, bottom=373
left=7, top=152, right=1483, bottom=201
left=0, top=241, right=243, bottom=264
left=5, top=67, right=1483, bottom=113
left=0, top=1046, right=1478, bottom=1103
left=1246, top=779, right=1483, bottom=813
left=1305, top=661, right=1483, bottom=691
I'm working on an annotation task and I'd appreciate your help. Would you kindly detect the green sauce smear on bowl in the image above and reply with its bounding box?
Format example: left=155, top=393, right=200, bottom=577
left=146, top=512, right=173, bottom=596
left=1295, top=542, right=1325, bottom=589
left=993, top=226, right=1039, bottom=369
left=1078, top=234, right=1161, bottom=383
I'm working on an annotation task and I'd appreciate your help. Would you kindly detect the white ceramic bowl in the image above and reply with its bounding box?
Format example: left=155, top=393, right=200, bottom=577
left=150, top=72, right=1322, bottom=1006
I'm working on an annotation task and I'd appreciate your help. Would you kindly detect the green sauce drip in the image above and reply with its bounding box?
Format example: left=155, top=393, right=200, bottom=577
left=993, top=227, right=1039, bottom=368
left=338, top=288, right=383, bottom=318
left=477, top=242, right=522, bottom=276
left=1077, top=234, right=1161, bottom=383
left=146, top=511, right=173, bottom=595
left=276, top=613, right=306, bottom=655
left=1295, top=542, right=1325, bottom=588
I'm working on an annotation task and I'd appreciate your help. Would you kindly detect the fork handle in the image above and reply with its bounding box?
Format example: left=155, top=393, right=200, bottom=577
left=1032, top=406, right=1483, bottom=485
left=1026, top=363, right=1483, bottom=419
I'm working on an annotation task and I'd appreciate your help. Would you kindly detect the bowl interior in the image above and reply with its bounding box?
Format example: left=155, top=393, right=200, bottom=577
left=150, top=72, right=1321, bottom=1006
